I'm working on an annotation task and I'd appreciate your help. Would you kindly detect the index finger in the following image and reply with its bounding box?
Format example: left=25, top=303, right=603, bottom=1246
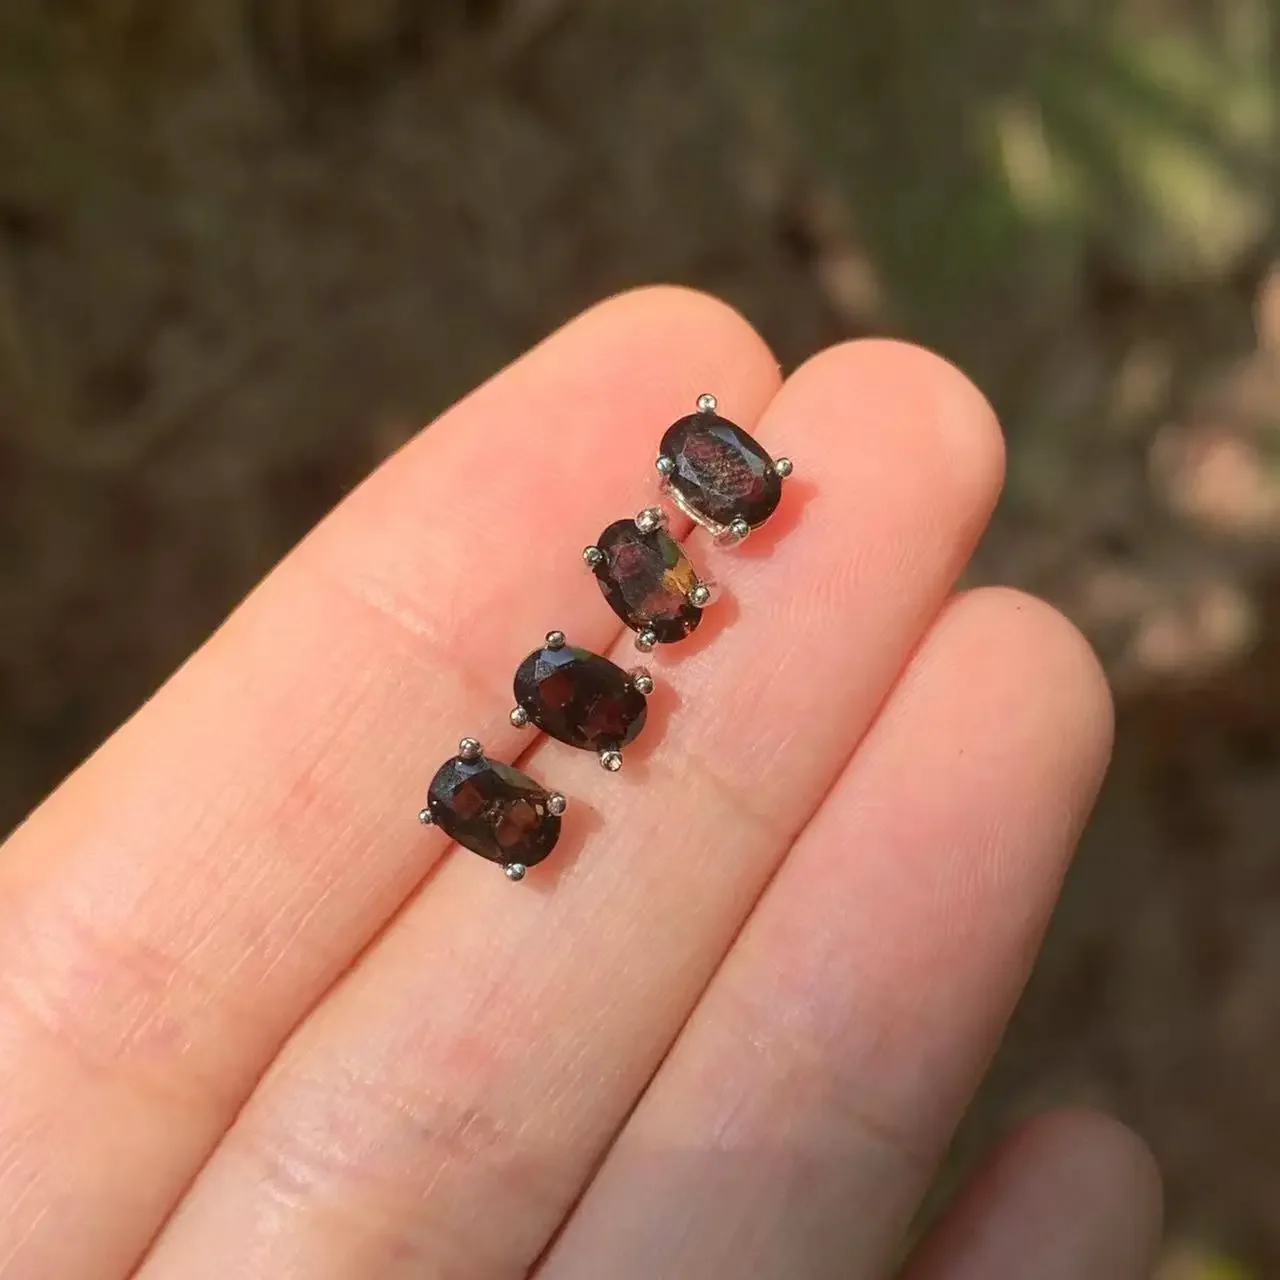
left=0, top=287, right=781, bottom=1278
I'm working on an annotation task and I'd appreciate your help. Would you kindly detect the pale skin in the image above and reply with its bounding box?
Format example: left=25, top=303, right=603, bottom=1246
left=0, top=288, right=1160, bottom=1278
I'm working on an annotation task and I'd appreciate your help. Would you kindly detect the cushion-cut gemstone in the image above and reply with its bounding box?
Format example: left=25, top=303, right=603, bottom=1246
left=660, top=411, right=782, bottom=530
left=514, top=644, right=647, bottom=752
left=592, top=519, right=703, bottom=644
left=427, top=755, right=561, bottom=868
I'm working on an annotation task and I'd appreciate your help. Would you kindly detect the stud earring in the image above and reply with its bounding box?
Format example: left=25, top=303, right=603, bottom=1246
left=510, top=630, right=650, bottom=772
left=656, top=392, right=794, bottom=545
left=419, top=737, right=566, bottom=882
left=585, top=506, right=714, bottom=652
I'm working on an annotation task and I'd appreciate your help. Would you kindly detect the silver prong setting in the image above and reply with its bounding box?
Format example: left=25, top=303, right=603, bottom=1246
left=635, top=628, right=658, bottom=653
left=583, top=545, right=604, bottom=569
left=655, top=454, right=676, bottom=479
left=717, top=517, right=751, bottom=547
left=600, top=749, right=624, bottom=773
left=773, top=457, right=794, bottom=479
left=418, top=807, right=433, bottom=826
left=547, top=792, right=568, bottom=817
left=510, top=706, right=531, bottom=728
left=630, top=666, right=655, bottom=697
left=696, top=392, right=719, bottom=414
left=689, top=583, right=713, bottom=609
left=504, top=863, right=528, bottom=882
left=545, top=630, right=567, bottom=650
left=635, top=506, right=669, bottom=535
left=458, top=737, right=483, bottom=762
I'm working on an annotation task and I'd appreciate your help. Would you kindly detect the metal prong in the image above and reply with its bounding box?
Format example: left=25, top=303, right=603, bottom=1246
left=630, top=666, right=655, bottom=696
left=696, top=392, right=718, bottom=414
left=547, top=792, right=568, bottom=816
left=717, top=517, right=751, bottom=547
left=600, top=750, right=623, bottom=773
left=583, top=545, right=604, bottom=569
left=546, top=630, right=567, bottom=650
left=773, top=457, right=794, bottom=479
left=418, top=807, right=433, bottom=826
left=505, top=863, right=528, bottom=882
left=689, top=583, right=713, bottom=609
left=635, top=506, right=668, bottom=535
left=458, top=737, right=483, bottom=761
left=510, top=706, right=531, bottom=728
left=635, top=628, right=658, bottom=653
left=656, top=455, right=676, bottom=479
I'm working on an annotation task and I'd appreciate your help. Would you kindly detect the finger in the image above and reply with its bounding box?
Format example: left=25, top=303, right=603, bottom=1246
left=141, top=342, right=1006, bottom=1278
left=903, top=1110, right=1162, bottom=1280
left=539, top=589, right=1115, bottom=1280
left=0, top=287, right=782, bottom=1278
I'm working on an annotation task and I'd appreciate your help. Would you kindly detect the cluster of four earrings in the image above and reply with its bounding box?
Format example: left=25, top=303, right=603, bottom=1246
left=418, top=392, right=794, bottom=882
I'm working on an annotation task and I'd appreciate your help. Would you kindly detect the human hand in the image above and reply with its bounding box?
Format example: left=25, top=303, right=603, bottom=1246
left=0, top=288, right=1159, bottom=1278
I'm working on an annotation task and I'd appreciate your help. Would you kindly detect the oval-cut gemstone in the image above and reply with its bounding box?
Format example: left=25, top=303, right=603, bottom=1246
left=514, top=644, right=647, bottom=752
left=660, top=411, right=782, bottom=531
left=427, top=754, right=561, bottom=868
left=592, top=519, right=703, bottom=644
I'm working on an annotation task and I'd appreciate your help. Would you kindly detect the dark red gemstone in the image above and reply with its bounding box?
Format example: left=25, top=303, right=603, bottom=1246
left=661, top=411, right=782, bottom=530
left=514, top=644, right=647, bottom=752
left=427, top=755, right=561, bottom=868
left=592, top=520, right=703, bottom=644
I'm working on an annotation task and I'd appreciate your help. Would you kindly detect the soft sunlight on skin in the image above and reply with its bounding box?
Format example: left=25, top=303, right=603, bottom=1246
left=0, top=289, right=1158, bottom=1279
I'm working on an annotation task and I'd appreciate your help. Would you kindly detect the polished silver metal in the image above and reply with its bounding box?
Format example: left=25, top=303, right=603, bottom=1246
left=546, top=630, right=567, bottom=650
left=509, top=706, right=531, bottom=729
left=635, top=628, right=658, bottom=653
left=458, top=737, right=483, bottom=762
left=505, top=863, right=528, bottom=882
left=696, top=392, right=719, bottom=414
left=600, top=749, right=624, bottom=773
left=714, top=517, right=751, bottom=547
left=655, top=454, right=676, bottom=479
left=689, top=583, right=713, bottom=609
left=661, top=482, right=719, bottom=538
left=630, top=666, right=655, bottom=696
left=773, top=457, right=794, bottom=479
left=418, top=807, right=433, bottom=826
left=583, top=545, right=604, bottom=568
left=635, top=506, right=669, bottom=535
left=547, top=792, right=568, bottom=817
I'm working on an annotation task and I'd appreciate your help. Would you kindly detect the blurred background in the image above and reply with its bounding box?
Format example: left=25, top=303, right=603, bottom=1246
left=0, top=1, right=1277, bottom=1273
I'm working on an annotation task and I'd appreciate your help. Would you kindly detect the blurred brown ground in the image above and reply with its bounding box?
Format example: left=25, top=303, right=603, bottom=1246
left=1, top=1, right=1278, bottom=1272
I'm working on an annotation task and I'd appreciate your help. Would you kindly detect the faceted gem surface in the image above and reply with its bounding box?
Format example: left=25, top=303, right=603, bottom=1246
left=592, top=519, right=703, bottom=644
left=427, top=754, right=561, bottom=868
left=514, top=644, right=647, bottom=752
left=661, top=411, right=782, bottom=530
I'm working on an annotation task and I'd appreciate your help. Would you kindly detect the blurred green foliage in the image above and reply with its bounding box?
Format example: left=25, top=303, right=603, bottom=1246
left=729, top=0, right=1276, bottom=357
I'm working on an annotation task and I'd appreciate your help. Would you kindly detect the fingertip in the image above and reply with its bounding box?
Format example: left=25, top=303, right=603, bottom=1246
left=783, top=337, right=1006, bottom=525
left=907, top=1108, right=1163, bottom=1280
left=1008, top=1108, right=1165, bottom=1269
left=555, top=284, right=783, bottom=417
left=954, top=587, right=1116, bottom=783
